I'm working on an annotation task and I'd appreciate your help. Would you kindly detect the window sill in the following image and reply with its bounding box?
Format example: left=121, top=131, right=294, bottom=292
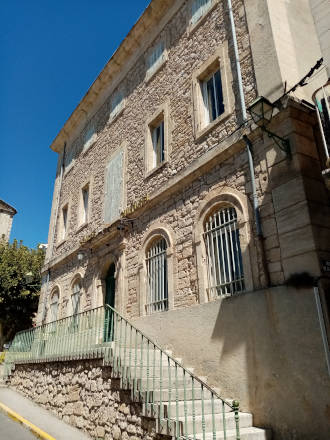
left=187, top=0, right=219, bottom=36
left=145, top=160, right=168, bottom=179
left=145, top=58, right=167, bottom=84
left=195, top=110, right=231, bottom=142
left=76, top=222, right=88, bottom=233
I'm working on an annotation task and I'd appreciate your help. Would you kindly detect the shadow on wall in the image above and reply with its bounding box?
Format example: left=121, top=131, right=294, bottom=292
left=211, top=286, right=330, bottom=440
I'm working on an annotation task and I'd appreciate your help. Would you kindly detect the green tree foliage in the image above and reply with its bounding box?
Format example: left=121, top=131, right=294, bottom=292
left=0, top=239, right=45, bottom=350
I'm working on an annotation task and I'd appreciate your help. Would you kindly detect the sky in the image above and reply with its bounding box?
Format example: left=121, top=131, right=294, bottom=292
left=0, top=0, right=150, bottom=249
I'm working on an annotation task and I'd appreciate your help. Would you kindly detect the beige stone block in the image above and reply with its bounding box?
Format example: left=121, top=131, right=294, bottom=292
left=269, top=270, right=285, bottom=285
left=96, top=426, right=105, bottom=438
left=275, top=200, right=311, bottom=236
left=291, top=133, right=319, bottom=159
left=261, top=217, right=277, bottom=237
left=279, top=225, right=316, bottom=259
left=282, top=251, right=321, bottom=279
left=268, top=261, right=282, bottom=273
left=264, top=234, right=280, bottom=250
left=272, top=177, right=305, bottom=213
left=267, top=247, right=281, bottom=262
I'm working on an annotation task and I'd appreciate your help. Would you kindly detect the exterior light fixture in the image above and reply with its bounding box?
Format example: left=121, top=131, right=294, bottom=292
left=247, top=96, right=291, bottom=158
left=77, top=251, right=84, bottom=262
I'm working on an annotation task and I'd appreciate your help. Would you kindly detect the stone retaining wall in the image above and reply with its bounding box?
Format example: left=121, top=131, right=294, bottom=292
left=8, top=360, right=161, bottom=440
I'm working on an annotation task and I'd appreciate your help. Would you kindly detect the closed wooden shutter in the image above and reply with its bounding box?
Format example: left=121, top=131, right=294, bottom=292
left=104, top=149, right=124, bottom=224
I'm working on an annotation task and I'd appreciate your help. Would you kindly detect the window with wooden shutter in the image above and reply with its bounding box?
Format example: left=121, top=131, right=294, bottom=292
left=110, top=90, right=124, bottom=121
left=104, top=149, right=124, bottom=224
left=191, top=0, right=212, bottom=25
left=146, top=41, right=166, bottom=79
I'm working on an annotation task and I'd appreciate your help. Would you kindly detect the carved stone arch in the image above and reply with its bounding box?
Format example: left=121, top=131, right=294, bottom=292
left=194, top=187, right=255, bottom=303
left=138, top=221, right=177, bottom=316
left=47, top=284, right=61, bottom=322
left=68, top=271, right=84, bottom=316
left=95, top=253, right=118, bottom=310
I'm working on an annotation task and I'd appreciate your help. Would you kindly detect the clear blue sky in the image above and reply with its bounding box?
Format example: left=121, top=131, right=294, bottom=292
left=0, top=0, right=150, bottom=249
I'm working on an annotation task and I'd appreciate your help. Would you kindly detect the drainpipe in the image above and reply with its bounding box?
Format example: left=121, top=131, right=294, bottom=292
left=227, top=0, right=270, bottom=286
left=42, top=143, right=66, bottom=322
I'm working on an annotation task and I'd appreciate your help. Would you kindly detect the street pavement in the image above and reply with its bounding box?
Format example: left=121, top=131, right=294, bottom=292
left=0, top=411, right=36, bottom=440
left=0, top=387, right=91, bottom=440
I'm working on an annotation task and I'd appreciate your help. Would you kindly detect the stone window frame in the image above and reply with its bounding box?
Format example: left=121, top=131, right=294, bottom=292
left=48, top=286, right=61, bottom=323
left=108, top=88, right=126, bottom=124
left=145, top=38, right=168, bottom=83
left=83, top=124, right=97, bottom=154
left=102, top=141, right=127, bottom=225
left=192, top=42, right=234, bottom=141
left=69, top=273, right=84, bottom=317
left=138, top=223, right=177, bottom=317
left=193, top=187, right=255, bottom=304
left=187, top=0, right=220, bottom=35
left=144, top=102, right=171, bottom=177
left=77, top=178, right=93, bottom=232
left=57, top=202, right=70, bottom=246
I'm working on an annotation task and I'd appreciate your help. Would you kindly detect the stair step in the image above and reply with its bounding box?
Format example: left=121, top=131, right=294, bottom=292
left=196, top=426, right=272, bottom=440
left=162, top=399, right=234, bottom=417
left=179, top=412, right=253, bottom=435
left=136, top=375, right=208, bottom=390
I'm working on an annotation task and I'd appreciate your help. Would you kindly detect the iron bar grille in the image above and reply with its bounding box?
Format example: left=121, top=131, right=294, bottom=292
left=146, top=238, right=168, bottom=314
left=204, top=206, right=245, bottom=298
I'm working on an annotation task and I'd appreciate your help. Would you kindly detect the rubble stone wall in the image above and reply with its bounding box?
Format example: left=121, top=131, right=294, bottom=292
left=8, top=360, right=160, bottom=440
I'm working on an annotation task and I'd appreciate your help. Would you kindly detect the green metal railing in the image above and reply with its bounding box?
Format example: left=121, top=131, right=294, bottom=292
left=4, top=305, right=241, bottom=439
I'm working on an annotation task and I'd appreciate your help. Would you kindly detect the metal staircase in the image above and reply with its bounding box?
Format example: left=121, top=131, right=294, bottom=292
left=3, top=305, right=271, bottom=439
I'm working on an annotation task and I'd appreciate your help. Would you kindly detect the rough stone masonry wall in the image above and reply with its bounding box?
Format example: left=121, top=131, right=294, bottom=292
left=50, top=0, right=256, bottom=262
left=8, top=360, right=162, bottom=440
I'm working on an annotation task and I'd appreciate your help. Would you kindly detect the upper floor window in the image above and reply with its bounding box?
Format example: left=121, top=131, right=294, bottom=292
left=146, top=41, right=166, bottom=80
left=145, top=103, right=169, bottom=175
left=146, top=237, right=168, bottom=314
left=84, top=126, right=97, bottom=152
left=201, top=69, right=224, bottom=124
left=61, top=205, right=68, bottom=241
left=110, top=90, right=124, bottom=121
left=192, top=44, right=233, bottom=139
left=203, top=206, right=244, bottom=298
left=104, top=148, right=124, bottom=224
left=191, top=0, right=212, bottom=25
left=151, top=120, right=165, bottom=168
left=49, top=289, right=59, bottom=323
left=81, top=184, right=89, bottom=224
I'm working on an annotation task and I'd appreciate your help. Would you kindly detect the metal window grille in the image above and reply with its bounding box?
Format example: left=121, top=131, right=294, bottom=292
left=146, top=238, right=168, bottom=314
left=191, top=0, right=212, bottom=24
left=202, top=69, right=224, bottom=124
left=204, top=206, right=245, bottom=298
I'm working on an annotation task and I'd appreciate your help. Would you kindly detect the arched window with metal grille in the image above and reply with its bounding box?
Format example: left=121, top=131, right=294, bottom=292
left=146, top=237, right=168, bottom=314
left=71, top=280, right=81, bottom=316
left=204, top=206, right=245, bottom=298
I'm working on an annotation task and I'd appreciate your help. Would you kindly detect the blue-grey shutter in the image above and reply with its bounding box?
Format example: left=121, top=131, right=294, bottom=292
left=104, top=149, right=124, bottom=224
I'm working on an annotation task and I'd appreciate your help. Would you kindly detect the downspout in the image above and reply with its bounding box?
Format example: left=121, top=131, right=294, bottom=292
left=313, top=283, right=330, bottom=377
left=42, top=143, right=66, bottom=322
left=227, top=0, right=270, bottom=286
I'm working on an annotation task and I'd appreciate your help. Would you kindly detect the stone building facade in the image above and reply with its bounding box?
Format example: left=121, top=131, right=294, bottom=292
left=0, top=199, right=17, bottom=241
left=32, top=0, right=330, bottom=439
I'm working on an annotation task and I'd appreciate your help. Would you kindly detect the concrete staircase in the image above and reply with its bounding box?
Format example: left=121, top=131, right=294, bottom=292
left=106, top=345, right=271, bottom=440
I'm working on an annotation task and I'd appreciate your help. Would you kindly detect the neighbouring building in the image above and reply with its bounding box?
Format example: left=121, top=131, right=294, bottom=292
left=0, top=199, right=17, bottom=241
left=8, top=1, right=330, bottom=439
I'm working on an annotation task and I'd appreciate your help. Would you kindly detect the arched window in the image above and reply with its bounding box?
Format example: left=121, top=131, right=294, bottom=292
left=146, top=237, right=168, bottom=314
left=49, top=289, right=59, bottom=322
left=71, top=280, right=81, bottom=316
left=204, top=206, right=244, bottom=297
